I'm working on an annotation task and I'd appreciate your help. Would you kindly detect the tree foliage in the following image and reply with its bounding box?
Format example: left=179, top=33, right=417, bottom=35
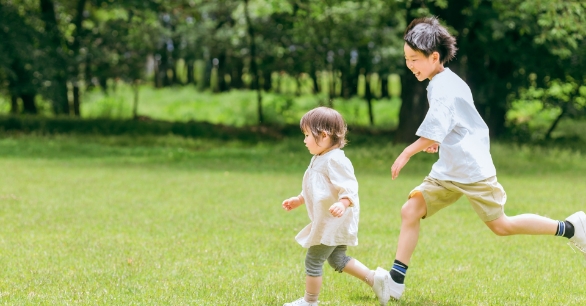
left=1, top=0, right=585, bottom=140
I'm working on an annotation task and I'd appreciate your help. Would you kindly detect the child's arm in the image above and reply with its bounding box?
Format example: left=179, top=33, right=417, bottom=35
left=391, top=137, right=437, bottom=180
left=424, top=143, right=439, bottom=153
left=282, top=194, right=305, bottom=211
left=329, top=197, right=352, bottom=217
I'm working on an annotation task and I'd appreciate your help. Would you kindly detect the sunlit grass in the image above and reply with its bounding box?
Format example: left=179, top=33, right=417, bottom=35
left=0, top=135, right=585, bottom=305
left=78, top=84, right=402, bottom=129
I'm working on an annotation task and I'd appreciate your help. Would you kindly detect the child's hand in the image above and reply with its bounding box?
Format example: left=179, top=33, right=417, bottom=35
left=423, top=143, right=439, bottom=153
left=329, top=202, right=346, bottom=217
left=282, top=196, right=303, bottom=211
left=391, top=153, right=410, bottom=180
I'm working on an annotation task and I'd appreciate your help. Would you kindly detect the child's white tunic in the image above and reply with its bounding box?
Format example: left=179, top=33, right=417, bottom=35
left=296, top=149, right=359, bottom=248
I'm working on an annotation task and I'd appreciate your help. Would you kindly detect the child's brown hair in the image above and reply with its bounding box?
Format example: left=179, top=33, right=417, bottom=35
left=300, top=107, right=347, bottom=148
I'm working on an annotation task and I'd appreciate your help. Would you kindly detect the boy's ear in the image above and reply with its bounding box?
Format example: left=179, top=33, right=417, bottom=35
left=432, top=51, right=441, bottom=63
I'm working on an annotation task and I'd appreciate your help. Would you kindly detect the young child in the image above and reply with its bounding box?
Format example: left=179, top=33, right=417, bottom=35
left=281, top=107, right=387, bottom=306
left=373, top=17, right=586, bottom=305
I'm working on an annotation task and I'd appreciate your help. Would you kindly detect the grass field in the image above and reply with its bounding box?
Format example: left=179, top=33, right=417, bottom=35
left=1, top=134, right=585, bottom=305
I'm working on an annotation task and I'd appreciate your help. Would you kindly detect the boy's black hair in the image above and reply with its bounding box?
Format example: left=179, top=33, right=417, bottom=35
left=404, top=16, right=457, bottom=64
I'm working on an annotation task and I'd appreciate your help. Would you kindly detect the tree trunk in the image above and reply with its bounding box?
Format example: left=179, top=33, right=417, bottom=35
left=186, top=60, right=195, bottom=84
left=328, top=70, right=335, bottom=108
left=21, top=94, right=37, bottom=114
left=132, top=81, right=140, bottom=120
left=10, top=95, right=19, bottom=114
left=380, top=74, right=389, bottom=98
left=153, top=57, right=162, bottom=88
left=310, top=65, right=320, bottom=94
left=72, top=84, right=81, bottom=116
left=40, top=0, right=70, bottom=115
left=231, top=57, right=244, bottom=89
left=263, top=70, right=272, bottom=92
left=365, top=74, right=374, bottom=126
left=244, top=0, right=263, bottom=123
left=217, top=52, right=228, bottom=92
left=70, top=0, right=87, bottom=117
left=201, top=59, right=212, bottom=91
left=394, top=73, right=428, bottom=143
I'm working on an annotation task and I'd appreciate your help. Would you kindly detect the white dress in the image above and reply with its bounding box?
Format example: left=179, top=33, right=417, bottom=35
left=296, top=149, right=360, bottom=248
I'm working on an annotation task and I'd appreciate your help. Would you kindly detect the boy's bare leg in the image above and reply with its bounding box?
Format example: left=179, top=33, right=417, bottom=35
left=485, top=214, right=557, bottom=236
left=395, top=193, right=428, bottom=265
left=342, top=258, right=375, bottom=286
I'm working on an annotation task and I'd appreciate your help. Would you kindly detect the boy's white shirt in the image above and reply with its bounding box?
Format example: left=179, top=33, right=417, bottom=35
left=296, top=148, right=359, bottom=248
left=417, top=68, right=497, bottom=184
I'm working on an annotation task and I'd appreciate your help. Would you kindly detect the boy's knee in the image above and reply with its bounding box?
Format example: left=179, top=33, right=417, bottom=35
left=488, top=225, right=512, bottom=236
left=486, top=217, right=513, bottom=236
left=401, top=197, right=427, bottom=220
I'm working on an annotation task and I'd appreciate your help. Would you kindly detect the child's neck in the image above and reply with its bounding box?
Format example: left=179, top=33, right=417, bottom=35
left=317, top=145, right=338, bottom=156
left=429, top=65, right=445, bottom=80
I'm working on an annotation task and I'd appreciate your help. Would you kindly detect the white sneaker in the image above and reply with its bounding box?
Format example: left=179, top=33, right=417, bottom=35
left=283, top=297, right=317, bottom=306
left=566, top=211, right=586, bottom=257
left=373, top=267, right=405, bottom=305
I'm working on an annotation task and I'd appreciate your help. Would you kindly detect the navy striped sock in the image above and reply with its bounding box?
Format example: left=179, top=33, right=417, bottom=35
left=389, top=259, right=408, bottom=284
left=555, top=220, right=574, bottom=239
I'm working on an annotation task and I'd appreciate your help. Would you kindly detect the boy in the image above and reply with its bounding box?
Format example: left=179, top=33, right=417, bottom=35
left=373, top=16, right=586, bottom=305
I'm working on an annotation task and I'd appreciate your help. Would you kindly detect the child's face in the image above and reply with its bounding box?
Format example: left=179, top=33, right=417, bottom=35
left=303, top=129, right=331, bottom=155
left=404, top=43, right=441, bottom=81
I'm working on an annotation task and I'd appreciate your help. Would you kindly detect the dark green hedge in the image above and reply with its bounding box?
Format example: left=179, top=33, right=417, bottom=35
left=0, top=116, right=395, bottom=143
left=0, top=116, right=305, bottom=141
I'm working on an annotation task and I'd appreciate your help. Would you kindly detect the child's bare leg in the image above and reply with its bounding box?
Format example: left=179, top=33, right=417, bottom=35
left=304, top=276, right=321, bottom=303
left=395, top=193, right=427, bottom=265
left=342, top=258, right=375, bottom=286
left=485, top=214, right=557, bottom=236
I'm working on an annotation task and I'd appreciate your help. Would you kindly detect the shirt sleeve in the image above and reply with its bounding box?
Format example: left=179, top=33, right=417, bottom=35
left=415, top=98, right=453, bottom=143
left=327, top=156, right=359, bottom=206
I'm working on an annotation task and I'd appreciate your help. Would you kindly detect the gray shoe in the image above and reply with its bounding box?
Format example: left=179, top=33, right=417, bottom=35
left=566, top=211, right=586, bottom=258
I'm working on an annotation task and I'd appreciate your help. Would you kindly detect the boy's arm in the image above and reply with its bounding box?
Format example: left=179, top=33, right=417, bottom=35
left=391, top=137, right=437, bottom=180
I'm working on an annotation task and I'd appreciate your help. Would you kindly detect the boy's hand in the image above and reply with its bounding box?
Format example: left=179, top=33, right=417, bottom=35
left=329, top=202, right=346, bottom=217
left=391, top=153, right=410, bottom=180
left=423, top=143, right=439, bottom=153
left=282, top=196, right=303, bottom=211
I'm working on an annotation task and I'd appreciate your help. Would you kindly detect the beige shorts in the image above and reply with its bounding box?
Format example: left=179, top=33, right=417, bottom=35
left=410, top=176, right=506, bottom=222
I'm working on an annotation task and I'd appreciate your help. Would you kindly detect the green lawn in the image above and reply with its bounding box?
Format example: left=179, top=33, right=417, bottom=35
left=1, top=135, right=585, bottom=305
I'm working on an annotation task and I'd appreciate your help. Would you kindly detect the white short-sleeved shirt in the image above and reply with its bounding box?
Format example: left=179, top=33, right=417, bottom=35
left=296, top=149, right=359, bottom=248
left=416, top=68, right=496, bottom=183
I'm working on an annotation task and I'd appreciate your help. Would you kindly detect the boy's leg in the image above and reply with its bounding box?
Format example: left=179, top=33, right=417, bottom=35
left=485, top=211, right=586, bottom=256
left=373, top=192, right=429, bottom=305
left=395, top=192, right=428, bottom=265
left=484, top=214, right=557, bottom=236
left=460, top=177, right=586, bottom=255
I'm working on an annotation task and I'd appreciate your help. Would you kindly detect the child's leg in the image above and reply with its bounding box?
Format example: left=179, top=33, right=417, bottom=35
left=485, top=214, right=557, bottom=236
left=341, top=258, right=375, bottom=287
left=304, top=275, right=321, bottom=303
left=395, top=192, right=428, bottom=265
left=326, top=245, right=375, bottom=286
left=295, top=244, right=337, bottom=304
